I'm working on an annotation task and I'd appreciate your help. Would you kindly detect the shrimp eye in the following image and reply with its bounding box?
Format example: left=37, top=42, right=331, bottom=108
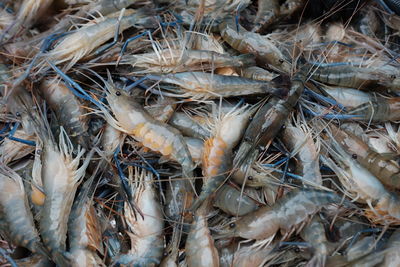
left=279, top=59, right=284, bottom=63
left=229, top=222, right=236, bottom=228
left=248, top=176, right=253, bottom=181
left=115, top=91, right=121, bottom=96
left=294, top=247, right=300, bottom=253
left=352, top=154, right=357, bottom=159
left=15, top=111, right=21, bottom=117
left=391, top=75, right=396, bottom=79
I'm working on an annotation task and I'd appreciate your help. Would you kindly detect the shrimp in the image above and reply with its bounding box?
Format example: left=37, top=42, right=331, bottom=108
left=0, top=129, right=35, bottom=165
left=101, top=123, right=125, bottom=160
left=169, top=111, right=210, bottom=140
left=37, top=8, right=155, bottom=71
left=30, top=115, right=93, bottom=265
left=0, top=165, right=48, bottom=256
left=68, top=175, right=105, bottom=267
left=114, top=168, right=164, bottom=266
left=40, top=77, right=90, bottom=148
left=122, top=49, right=254, bottom=73
left=329, top=124, right=400, bottom=189
left=300, top=216, right=331, bottom=267
left=219, top=17, right=291, bottom=73
left=311, top=65, right=400, bottom=91
left=346, top=96, right=400, bottom=122
left=185, top=137, right=204, bottom=165
left=213, top=184, right=259, bottom=216
left=102, top=76, right=195, bottom=177
left=233, top=72, right=305, bottom=182
left=240, top=66, right=278, bottom=81
left=0, top=0, right=53, bottom=43
left=190, top=105, right=253, bottom=211
left=252, top=0, right=280, bottom=32
left=155, top=72, right=284, bottom=100
left=216, top=189, right=347, bottom=240
left=185, top=200, right=219, bottom=267
left=282, top=122, right=322, bottom=186
left=321, top=126, right=400, bottom=224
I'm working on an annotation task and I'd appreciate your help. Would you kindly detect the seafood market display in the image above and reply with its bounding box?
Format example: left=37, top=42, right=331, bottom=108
left=2, top=0, right=400, bottom=266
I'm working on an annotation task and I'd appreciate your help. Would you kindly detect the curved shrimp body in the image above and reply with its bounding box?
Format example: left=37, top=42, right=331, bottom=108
left=105, top=83, right=194, bottom=176
left=311, top=65, right=400, bottom=90
left=145, top=96, right=177, bottom=123
left=169, top=112, right=210, bottom=140
left=323, top=86, right=371, bottom=109
left=329, top=124, right=400, bottom=189
left=219, top=18, right=291, bottom=73
left=116, top=169, right=164, bottom=266
left=282, top=125, right=322, bottom=186
left=217, top=189, right=345, bottom=240
left=0, top=167, right=46, bottom=256
left=40, top=78, right=89, bottom=148
left=190, top=106, right=252, bottom=211
left=1, top=0, right=53, bottom=42
left=43, top=9, right=152, bottom=70
left=39, top=132, right=91, bottom=265
left=124, top=49, right=254, bottom=73
left=252, top=0, right=280, bottom=32
left=186, top=201, right=220, bottom=267
left=159, top=72, right=283, bottom=100
left=213, top=184, right=259, bottom=216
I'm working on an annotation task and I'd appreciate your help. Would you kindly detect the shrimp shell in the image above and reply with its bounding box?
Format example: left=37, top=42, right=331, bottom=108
left=213, top=184, right=259, bottom=216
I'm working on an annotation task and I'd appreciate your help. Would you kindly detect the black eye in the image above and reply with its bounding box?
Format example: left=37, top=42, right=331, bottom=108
left=248, top=176, right=253, bottom=181
left=391, top=75, right=396, bottom=79
left=294, top=247, right=300, bottom=253
left=115, top=91, right=121, bottom=96
left=279, top=59, right=284, bottom=63
left=15, top=112, right=21, bottom=117
left=352, top=154, right=357, bottom=159
left=229, top=222, right=236, bottom=228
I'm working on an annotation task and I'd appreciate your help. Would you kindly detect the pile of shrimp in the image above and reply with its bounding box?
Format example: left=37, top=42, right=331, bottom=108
left=2, top=0, right=400, bottom=266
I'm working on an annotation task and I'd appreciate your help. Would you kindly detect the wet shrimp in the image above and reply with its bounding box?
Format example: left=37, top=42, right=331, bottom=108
left=282, top=121, right=322, bottom=186
left=114, top=168, right=164, bottom=266
left=213, top=184, right=259, bottom=216
left=169, top=111, right=210, bottom=140
left=216, top=189, right=347, bottom=241
left=0, top=165, right=48, bottom=256
left=40, top=77, right=90, bottom=148
left=219, top=17, right=291, bottom=73
left=154, top=72, right=284, bottom=100
left=102, top=75, right=195, bottom=177
left=185, top=200, right=219, bottom=267
left=0, top=0, right=53, bottom=43
left=329, top=124, right=400, bottom=189
left=190, top=105, right=253, bottom=211
left=144, top=96, right=177, bottom=123
left=185, top=137, right=204, bottom=165
left=122, top=49, right=254, bottom=73
left=240, top=66, right=278, bottom=81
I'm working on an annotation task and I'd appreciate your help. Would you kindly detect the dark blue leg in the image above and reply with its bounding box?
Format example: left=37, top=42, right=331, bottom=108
left=0, top=248, right=18, bottom=267
left=117, top=30, right=152, bottom=64
left=94, top=15, right=123, bottom=56
left=374, top=0, right=395, bottom=14
left=7, top=122, right=36, bottom=146
left=347, top=228, right=382, bottom=248
left=304, top=87, right=346, bottom=111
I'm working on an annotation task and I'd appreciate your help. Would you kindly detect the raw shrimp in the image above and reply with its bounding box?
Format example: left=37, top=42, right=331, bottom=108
left=311, top=65, right=400, bottom=91
left=114, top=168, right=164, bottom=266
left=190, top=105, right=253, bottom=211
left=68, top=176, right=105, bottom=267
left=37, top=8, right=154, bottom=71
left=240, top=66, right=278, bottom=81
left=0, top=129, right=35, bottom=165
left=0, top=166, right=48, bottom=256
left=252, top=0, right=280, bottom=32
left=185, top=200, right=219, bottom=267
left=216, top=189, right=347, bottom=240
left=219, top=17, right=291, bottom=73
left=40, top=77, right=90, bottom=148
left=122, top=49, right=254, bottom=73
left=169, top=111, right=210, bottom=139
left=282, top=122, right=322, bottom=186
left=145, top=96, right=177, bottom=123
left=321, top=126, right=400, bottom=224
left=100, top=123, right=125, bottom=160
left=213, top=184, right=259, bottom=216
left=103, top=76, right=195, bottom=177
left=329, top=124, right=400, bottom=189
left=154, top=72, right=284, bottom=100
left=0, top=0, right=53, bottom=43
